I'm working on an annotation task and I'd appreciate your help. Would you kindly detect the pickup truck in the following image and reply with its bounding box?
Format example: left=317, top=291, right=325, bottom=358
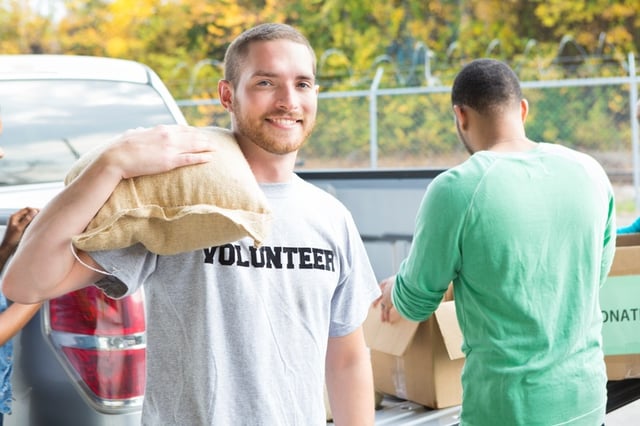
left=1, top=54, right=639, bottom=426
left=0, top=54, right=187, bottom=426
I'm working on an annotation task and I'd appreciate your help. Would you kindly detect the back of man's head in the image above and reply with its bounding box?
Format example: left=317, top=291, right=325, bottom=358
left=451, top=59, right=522, bottom=116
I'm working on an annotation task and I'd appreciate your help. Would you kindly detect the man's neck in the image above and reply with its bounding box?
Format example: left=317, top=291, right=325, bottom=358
left=487, top=137, right=536, bottom=153
left=246, top=153, right=297, bottom=183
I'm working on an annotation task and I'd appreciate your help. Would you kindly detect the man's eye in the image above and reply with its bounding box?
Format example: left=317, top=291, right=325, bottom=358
left=298, top=82, right=313, bottom=89
left=257, top=80, right=272, bottom=86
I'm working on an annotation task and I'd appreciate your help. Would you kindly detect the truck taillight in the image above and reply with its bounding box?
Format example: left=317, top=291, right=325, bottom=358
left=45, top=286, right=146, bottom=413
left=49, top=286, right=145, bottom=335
left=61, top=347, right=145, bottom=399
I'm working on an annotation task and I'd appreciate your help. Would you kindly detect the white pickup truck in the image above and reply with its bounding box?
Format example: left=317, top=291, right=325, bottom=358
left=0, top=54, right=187, bottom=426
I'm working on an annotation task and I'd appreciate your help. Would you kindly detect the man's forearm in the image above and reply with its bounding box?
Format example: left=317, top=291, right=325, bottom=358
left=3, top=125, right=214, bottom=303
left=326, top=328, right=375, bottom=426
left=2, top=159, right=121, bottom=303
left=326, top=357, right=375, bottom=425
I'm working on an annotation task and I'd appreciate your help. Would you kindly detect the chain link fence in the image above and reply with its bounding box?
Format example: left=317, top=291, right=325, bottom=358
left=176, top=53, right=640, bottom=220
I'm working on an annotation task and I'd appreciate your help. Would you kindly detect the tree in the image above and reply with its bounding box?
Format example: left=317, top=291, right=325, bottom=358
left=0, top=0, right=56, bottom=53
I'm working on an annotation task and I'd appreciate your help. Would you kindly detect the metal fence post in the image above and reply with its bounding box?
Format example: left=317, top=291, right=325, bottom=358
left=369, top=66, right=384, bottom=169
left=629, top=52, right=639, bottom=211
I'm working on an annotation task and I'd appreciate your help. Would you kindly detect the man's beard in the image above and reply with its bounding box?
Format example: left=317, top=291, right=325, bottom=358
left=232, top=100, right=316, bottom=155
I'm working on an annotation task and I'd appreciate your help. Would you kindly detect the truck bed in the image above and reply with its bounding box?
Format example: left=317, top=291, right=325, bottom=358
left=328, top=379, right=640, bottom=425
left=373, top=397, right=460, bottom=425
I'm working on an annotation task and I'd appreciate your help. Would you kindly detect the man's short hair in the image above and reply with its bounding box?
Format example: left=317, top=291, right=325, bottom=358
left=223, top=23, right=316, bottom=86
left=451, top=58, right=523, bottom=115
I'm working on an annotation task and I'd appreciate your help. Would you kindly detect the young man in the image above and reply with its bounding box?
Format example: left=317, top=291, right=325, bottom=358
left=376, top=59, right=616, bottom=425
left=3, top=23, right=380, bottom=425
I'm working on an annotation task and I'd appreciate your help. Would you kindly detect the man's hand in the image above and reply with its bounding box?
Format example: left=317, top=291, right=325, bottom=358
left=103, top=125, right=216, bottom=180
left=2, top=207, right=39, bottom=254
left=372, top=275, right=401, bottom=323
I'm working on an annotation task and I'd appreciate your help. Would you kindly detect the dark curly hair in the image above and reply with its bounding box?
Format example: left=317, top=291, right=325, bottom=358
left=451, top=58, right=523, bottom=116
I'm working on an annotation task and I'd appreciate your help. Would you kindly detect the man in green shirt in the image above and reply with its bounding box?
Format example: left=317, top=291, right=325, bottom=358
left=376, top=58, right=616, bottom=425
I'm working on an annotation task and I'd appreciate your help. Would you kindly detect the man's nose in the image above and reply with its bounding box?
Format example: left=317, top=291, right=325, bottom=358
left=275, top=85, right=299, bottom=111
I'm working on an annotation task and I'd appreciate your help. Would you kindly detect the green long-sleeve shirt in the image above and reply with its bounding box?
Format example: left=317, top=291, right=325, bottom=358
left=393, top=143, right=616, bottom=426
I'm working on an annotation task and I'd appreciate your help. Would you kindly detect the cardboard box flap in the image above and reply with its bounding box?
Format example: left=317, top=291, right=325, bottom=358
left=610, top=233, right=640, bottom=276
left=434, top=301, right=465, bottom=360
left=363, top=305, right=420, bottom=357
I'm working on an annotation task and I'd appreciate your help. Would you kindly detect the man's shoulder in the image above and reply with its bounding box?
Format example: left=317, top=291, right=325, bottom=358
left=539, top=143, right=609, bottom=178
left=435, top=155, right=493, bottom=184
left=538, top=142, right=594, bottom=162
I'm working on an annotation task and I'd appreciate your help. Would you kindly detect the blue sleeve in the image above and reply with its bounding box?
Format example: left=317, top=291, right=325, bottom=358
left=617, top=216, right=640, bottom=234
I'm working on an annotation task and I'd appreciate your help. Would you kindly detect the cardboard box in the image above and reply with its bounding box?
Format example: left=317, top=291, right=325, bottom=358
left=602, top=233, right=640, bottom=380
left=362, top=233, right=640, bottom=407
left=364, top=288, right=464, bottom=409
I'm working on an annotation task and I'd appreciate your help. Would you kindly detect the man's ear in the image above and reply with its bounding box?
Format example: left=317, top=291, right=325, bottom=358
left=520, top=99, right=529, bottom=122
left=218, top=80, right=233, bottom=111
left=453, top=104, right=468, bottom=130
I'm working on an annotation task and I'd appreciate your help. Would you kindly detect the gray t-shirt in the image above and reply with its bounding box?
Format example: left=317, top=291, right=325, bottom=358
left=91, top=175, right=380, bottom=425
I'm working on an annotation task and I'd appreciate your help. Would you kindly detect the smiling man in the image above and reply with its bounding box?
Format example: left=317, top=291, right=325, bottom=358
left=3, top=24, right=380, bottom=425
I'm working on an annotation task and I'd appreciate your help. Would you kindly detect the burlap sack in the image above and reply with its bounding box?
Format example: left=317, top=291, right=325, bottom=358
left=64, top=126, right=272, bottom=255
